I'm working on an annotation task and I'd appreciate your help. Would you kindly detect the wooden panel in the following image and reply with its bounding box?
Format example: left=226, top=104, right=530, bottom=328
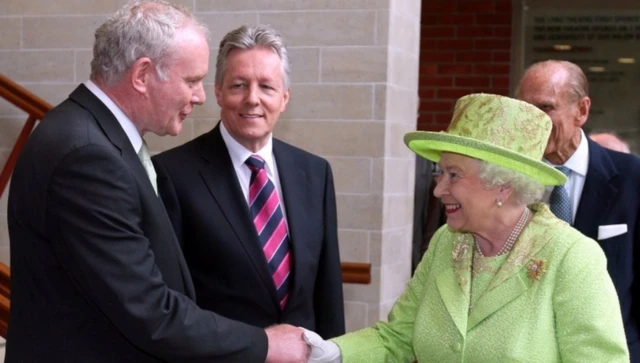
left=341, top=262, right=371, bottom=284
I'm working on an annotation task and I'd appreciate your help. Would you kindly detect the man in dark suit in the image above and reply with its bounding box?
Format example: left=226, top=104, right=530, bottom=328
left=6, top=2, right=308, bottom=362
left=517, top=59, right=640, bottom=362
left=153, top=25, right=345, bottom=339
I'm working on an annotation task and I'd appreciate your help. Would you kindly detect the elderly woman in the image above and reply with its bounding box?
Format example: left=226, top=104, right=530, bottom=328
left=304, top=93, right=628, bottom=362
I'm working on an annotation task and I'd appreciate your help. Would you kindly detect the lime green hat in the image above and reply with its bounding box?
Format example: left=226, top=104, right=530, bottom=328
left=405, top=93, right=566, bottom=186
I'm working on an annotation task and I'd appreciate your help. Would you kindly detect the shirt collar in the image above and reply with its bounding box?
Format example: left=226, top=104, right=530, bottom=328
left=545, top=128, right=589, bottom=177
left=84, top=80, right=143, bottom=153
left=219, top=121, right=274, bottom=174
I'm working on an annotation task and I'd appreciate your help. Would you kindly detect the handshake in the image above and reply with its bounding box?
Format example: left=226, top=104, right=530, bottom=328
left=264, top=325, right=342, bottom=363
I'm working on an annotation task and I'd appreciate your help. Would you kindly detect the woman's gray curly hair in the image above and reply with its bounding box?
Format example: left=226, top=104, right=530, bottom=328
left=478, top=161, right=545, bottom=205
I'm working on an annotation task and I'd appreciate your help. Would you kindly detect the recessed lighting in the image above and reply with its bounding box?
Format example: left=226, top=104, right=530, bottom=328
left=553, top=44, right=572, bottom=51
left=617, top=57, right=636, bottom=64
left=588, top=66, right=605, bottom=72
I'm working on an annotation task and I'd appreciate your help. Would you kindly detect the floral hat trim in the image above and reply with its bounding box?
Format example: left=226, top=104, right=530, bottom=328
left=404, top=93, right=567, bottom=186
left=405, top=132, right=566, bottom=186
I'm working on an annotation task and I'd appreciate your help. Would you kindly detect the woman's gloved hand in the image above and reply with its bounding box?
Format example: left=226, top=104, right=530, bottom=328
left=301, top=328, right=342, bottom=363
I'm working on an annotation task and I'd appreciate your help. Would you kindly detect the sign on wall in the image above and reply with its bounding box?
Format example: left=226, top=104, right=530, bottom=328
left=523, top=9, right=640, bottom=151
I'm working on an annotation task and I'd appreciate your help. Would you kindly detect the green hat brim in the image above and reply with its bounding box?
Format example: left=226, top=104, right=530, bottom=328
left=404, top=131, right=567, bottom=186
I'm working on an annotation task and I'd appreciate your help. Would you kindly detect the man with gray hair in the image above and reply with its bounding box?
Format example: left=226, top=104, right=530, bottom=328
left=153, top=24, right=345, bottom=340
left=589, top=131, right=631, bottom=154
left=517, top=59, right=640, bottom=362
left=7, top=1, right=309, bottom=362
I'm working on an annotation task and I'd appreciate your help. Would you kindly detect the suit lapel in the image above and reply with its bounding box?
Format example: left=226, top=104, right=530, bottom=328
left=69, top=85, right=127, bottom=153
left=272, top=141, right=308, bottom=305
left=467, top=203, right=557, bottom=331
left=573, top=140, right=618, bottom=240
left=197, top=126, right=279, bottom=306
left=437, top=233, right=472, bottom=336
left=69, top=85, right=158, bottom=199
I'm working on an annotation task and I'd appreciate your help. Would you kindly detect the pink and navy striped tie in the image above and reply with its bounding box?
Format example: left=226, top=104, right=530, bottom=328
left=245, top=154, right=291, bottom=310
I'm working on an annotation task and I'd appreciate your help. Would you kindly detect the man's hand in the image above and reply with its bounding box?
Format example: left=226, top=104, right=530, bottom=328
left=265, top=324, right=310, bottom=363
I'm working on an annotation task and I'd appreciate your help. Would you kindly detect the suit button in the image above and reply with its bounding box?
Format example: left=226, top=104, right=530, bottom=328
left=451, top=342, right=462, bottom=352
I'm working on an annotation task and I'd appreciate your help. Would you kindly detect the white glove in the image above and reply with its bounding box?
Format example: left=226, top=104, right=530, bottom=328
left=301, top=328, right=342, bottom=363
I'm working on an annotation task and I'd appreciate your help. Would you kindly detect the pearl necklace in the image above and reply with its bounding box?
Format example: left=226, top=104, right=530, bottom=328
left=475, top=207, right=531, bottom=257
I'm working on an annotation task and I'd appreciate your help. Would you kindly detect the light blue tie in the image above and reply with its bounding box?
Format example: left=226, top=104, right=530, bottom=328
left=550, top=166, right=571, bottom=223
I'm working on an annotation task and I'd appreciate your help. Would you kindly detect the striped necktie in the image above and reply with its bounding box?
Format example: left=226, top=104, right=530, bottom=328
left=245, top=154, right=291, bottom=310
left=549, top=166, right=571, bottom=223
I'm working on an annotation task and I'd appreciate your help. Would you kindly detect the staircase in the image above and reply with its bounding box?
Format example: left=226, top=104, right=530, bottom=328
left=0, top=73, right=52, bottom=340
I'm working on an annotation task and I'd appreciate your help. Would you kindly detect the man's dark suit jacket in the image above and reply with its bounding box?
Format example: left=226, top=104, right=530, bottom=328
left=152, top=124, right=345, bottom=339
left=573, top=138, right=640, bottom=361
left=6, top=85, right=267, bottom=362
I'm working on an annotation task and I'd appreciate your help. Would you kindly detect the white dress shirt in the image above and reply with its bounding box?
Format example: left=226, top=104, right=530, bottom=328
left=219, top=122, right=288, bottom=221
left=543, top=129, right=590, bottom=223
left=84, top=80, right=143, bottom=154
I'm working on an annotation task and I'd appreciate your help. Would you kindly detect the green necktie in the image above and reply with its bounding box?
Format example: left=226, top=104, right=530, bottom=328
left=138, top=141, right=157, bottom=196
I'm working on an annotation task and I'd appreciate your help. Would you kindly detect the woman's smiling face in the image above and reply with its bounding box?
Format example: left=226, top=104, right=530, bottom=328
left=433, top=153, right=500, bottom=235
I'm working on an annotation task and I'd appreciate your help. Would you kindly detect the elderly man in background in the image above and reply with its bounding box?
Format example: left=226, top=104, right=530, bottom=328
left=6, top=1, right=309, bottom=362
left=590, top=131, right=631, bottom=153
left=517, top=59, right=640, bottom=362
left=153, top=24, right=345, bottom=339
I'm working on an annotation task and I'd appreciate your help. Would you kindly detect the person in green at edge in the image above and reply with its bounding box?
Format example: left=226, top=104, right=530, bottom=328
left=302, top=93, right=629, bottom=363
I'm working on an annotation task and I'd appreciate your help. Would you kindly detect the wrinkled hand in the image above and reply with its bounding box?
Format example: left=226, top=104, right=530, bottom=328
left=301, top=328, right=342, bottom=363
left=265, top=324, right=310, bottom=363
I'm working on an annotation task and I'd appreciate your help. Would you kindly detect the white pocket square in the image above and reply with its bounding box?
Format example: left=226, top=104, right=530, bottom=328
left=597, top=224, right=628, bottom=240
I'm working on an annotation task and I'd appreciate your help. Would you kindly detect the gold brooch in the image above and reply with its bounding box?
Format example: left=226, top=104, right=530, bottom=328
left=527, top=259, right=547, bottom=281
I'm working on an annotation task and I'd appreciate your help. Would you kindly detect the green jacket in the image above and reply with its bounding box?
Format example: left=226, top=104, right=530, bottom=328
left=334, top=203, right=629, bottom=362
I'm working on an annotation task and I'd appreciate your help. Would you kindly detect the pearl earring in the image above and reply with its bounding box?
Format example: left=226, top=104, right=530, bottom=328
left=496, top=199, right=503, bottom=207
